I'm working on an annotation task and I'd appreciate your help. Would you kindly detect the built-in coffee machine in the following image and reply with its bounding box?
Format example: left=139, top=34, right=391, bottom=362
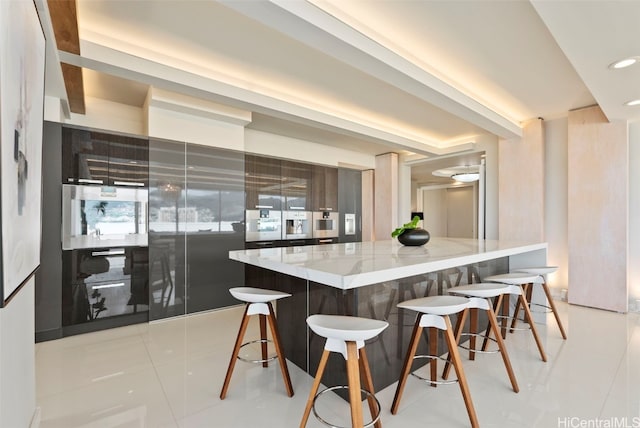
left=282, top=210, right=312, bottom=240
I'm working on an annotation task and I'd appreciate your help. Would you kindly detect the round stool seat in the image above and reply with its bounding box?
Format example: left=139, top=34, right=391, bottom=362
left=484, top=272, right=539, bottom=285
left=306, top=314, right=388, bottom=343
left=229, top=287, right=291, bottom=303
left=398, top=295, right=470, bottom=316
left=448, top=283, right=509, bottom=298
left=515, top=266, right=558, bottom=276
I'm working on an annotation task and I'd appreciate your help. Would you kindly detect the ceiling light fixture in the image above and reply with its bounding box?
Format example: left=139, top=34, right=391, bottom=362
left=609, top=57, right=639, bottom=69
left=451, top=172, right=479, bottom=183
left=625, top=99, right=640, bottom=106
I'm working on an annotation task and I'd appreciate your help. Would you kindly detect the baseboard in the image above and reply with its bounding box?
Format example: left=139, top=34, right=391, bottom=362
left=30, top=406, right=41, bottom=428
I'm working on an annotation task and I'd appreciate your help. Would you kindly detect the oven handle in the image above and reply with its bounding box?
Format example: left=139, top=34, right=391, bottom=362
left=77, top=178, right=104, bottom=185
left=91, top=249, right=126, bottom=256
left=113, top=181, right=145, bottom=187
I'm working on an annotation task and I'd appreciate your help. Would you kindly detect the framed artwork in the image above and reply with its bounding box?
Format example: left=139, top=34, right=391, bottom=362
left=0, top=0, right=46, bottom=305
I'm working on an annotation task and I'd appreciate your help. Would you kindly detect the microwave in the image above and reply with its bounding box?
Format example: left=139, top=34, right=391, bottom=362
left=62, top=184, right=148, bottom=250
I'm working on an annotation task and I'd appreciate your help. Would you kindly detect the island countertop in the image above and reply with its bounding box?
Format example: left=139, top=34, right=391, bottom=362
left=229, top=238, right=547, bottom=289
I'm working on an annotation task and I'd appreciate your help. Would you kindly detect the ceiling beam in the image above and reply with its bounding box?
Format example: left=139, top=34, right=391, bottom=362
left=47, top=0, right=85, bottom=114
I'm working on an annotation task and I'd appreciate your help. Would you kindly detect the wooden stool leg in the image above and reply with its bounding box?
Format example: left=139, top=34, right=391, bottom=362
left=442, top=308, right=468, bottom=380
left=469, top=308, right=478, bottom=361
left=359, top=348, right=381, bottom=428
left=300, top=349, right=330, bottom=428
left=346, top=342, right=364, bottom=428
left=518, top=291, right=547, bottom=362
left=542, top=282, right=567, bottom=339
left=259, top=314, right=269, bottom=368
left=267, top=303, right=294, bottom=397
left=486, top=302, right=519, bottom=393
left=391, top=317, right=423, bottom=414
left=481, top=294, right=503, bottom=352
left=510, top=290, right=523, bottom=333
left=429, top=327, right=438, bottom=387
left=443, top=316, right=479, bottom=428
left=500, top=294, right=510, bottom=339
left=220, top=305, right=251, bottom=399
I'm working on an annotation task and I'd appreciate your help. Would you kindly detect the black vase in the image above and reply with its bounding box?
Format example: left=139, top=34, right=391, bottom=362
left=397, top=228, right=430, bottom=246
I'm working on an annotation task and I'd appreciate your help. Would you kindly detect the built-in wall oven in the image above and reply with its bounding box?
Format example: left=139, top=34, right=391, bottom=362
left=312, top=211, right=339, bottom=239
left=62, top=184, right=148, bottom=250
left=245, top=209, right=282, bottom=242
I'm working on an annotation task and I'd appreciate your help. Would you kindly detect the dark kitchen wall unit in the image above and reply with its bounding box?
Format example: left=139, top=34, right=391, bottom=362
left=282, top=160, right=312, bottom=210
left=338, top=168, right=362, bottom=243
left=61, top=247, right=149, bottom=332
left=311, top=164, right=338, bottom=211
left=149, top=139, right=245, bottom=321
left=62, top=125, right=149, bottom=187
left=35, top=121, right=63, bottom=342
left=245, top=154, right=282, bottom=210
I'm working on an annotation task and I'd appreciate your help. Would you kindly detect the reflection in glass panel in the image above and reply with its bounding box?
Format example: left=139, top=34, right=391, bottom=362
left=148, top=139, right=186, bottom=320
left=185, top=144, right=245, bottom=314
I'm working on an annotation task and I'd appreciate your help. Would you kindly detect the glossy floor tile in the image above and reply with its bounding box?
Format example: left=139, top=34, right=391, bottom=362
left=35, top=302, right=640, bottom=427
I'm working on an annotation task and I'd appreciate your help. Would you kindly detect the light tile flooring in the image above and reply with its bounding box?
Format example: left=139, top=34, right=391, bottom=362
left=35, top=301, right=640, bottom=428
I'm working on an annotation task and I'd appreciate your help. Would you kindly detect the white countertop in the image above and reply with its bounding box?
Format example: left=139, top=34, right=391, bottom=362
left=229, top=238, right=547, bottom=289
left=62, top=234, right=148, bottom=250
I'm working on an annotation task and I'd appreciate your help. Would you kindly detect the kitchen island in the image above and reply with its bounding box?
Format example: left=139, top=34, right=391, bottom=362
left=229, top=238, right=547, bottom=392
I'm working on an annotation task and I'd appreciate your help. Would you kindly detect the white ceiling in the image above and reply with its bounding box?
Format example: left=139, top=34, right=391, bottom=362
left=42, top=0, right=640, bottom=184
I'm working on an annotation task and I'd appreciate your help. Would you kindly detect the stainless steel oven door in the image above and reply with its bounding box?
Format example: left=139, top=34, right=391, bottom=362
left=312, top=211, right=339, bottom=238
left=62, top=184, right=148, bottom=250
left=245, top=209, right=282, bottom=242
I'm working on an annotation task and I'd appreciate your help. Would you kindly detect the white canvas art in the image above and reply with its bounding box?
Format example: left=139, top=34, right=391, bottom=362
left=0, top=0, right=45, bottom=303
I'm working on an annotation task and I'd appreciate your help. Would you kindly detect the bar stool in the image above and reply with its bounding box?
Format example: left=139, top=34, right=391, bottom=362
left=484, top=273, right=547, bottom=362
left=300, top=314, right=388, bottom=428
left=444, top=283, right=519, bottom=393
left=391, top=295, right=479, bottom=428
left=514, top=266, right=567, bottom=339
left=220, top=287, right=294, bottom=399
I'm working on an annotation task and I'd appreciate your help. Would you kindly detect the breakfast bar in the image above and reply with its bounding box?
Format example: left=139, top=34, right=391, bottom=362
left=229, top=238, right=547, bottom=392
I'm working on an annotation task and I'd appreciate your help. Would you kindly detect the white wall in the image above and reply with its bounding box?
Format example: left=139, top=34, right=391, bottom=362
left=475, top=135, right=499, bottom=239
left=422, top=188, right=447, bottom=237
left=629, top=120, right=640, bottom=308
left=245, top=129, right=375, bottom=169
left=544, top=118, right=569, bottom=292
left=64, top=96, right=145, bottom=136
left=0, top=279, right=36, bottom=428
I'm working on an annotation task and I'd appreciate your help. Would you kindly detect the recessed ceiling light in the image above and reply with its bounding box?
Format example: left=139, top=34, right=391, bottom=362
left=609, top=57, right=638, bottom=69
left=625, top=99, right=640, bottom=106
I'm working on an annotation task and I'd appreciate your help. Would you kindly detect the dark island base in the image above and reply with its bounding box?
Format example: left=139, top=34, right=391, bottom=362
left=245, top=257, right=509, bottom=398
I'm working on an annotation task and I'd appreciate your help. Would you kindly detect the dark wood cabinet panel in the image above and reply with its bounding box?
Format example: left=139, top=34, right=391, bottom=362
left=282, top=160, right=312, bottom=210
left=245, top=154, right=282, bottom=210
left=62, top=126, right=149, bottom=187
left=311, top=165, right=338, bottom=211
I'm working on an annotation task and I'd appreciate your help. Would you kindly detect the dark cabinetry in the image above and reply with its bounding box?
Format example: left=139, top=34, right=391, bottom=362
left=62, top=126, right=149, bottom=187
left=338, top=168, right=362, bottom=242
left=312, top=165, right=338, bottom=211
left=148, top=139, right=245, bottom=321
left=245, top=154, right=282, bottom=210
left=62, top=247, right=148, bottom=327
left=282, top=160, right=312, bottom=210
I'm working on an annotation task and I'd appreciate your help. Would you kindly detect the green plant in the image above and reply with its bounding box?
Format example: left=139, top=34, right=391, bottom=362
left=391, top=215, right=421, bottom=238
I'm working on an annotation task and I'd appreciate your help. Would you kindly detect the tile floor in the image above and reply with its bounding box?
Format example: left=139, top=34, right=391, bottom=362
left=35, top=301, right=640, bottom=427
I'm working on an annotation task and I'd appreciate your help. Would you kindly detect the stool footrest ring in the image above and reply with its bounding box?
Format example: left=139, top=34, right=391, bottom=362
left=529, top=303, right=553, bottom=314
left=312, top=385, right=381, bottom=428
left=237, top=339, right=278, bottom=364
left=410, top=355, right=458, bottom=385
left=457, top=333, right=500, bottom=354
left=495, top=315, right=531, bottom=331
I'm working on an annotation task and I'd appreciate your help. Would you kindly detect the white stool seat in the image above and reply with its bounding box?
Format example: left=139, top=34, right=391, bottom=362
left=229, top=287, right=291, bottom=303
left=516, top=266, right=558, bottom=276
left=484, top=272, right=539, bottom=285
left=448, top=283, right=509, bottom=299
left=398, top=295, right=470, bottom=316
left=307, top=314, right=388, bottom=343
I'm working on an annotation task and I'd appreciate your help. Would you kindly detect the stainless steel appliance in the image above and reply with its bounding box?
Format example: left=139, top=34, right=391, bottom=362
left=282, top=210, right=312, bottom=240
left=344, top=213, right=356, bottom=236
left=245, top=209, right=282, bottom=242
left=312, top=211, right=339, bottom=239
left=62, top=184, right=148, bottom=250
